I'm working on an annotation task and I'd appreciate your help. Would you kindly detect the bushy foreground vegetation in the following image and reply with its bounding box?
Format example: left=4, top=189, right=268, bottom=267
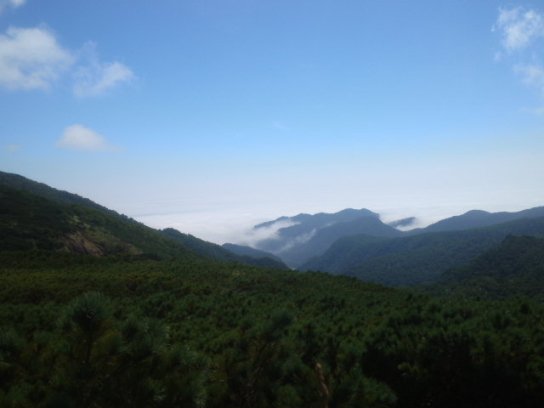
left=1, top=252, right=543, bottom=407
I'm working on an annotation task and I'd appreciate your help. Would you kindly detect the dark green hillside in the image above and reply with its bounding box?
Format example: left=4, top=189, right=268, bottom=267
left=161, top=228, right=288, bottom=269
left=0, top=184, right=193, bottom=258
left=437, top=235, right=544, bottom=300
left=222, top=243, right=287, bottom=265
left=0, top=171, right=113, bottom=214
left=0, top=173, right=285, bottom=268
left=303, top=217, right=544, bottom=286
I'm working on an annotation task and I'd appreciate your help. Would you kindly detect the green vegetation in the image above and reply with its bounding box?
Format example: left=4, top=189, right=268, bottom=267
left=2, top=171, right=544, bottom=407
left=1, top=252, right=544, bottom=407
left=0, top=171, right=286, bottom=269
left=161, top=228, right=288, bottom=270
left=222, top=243, right=285, bottom=265
left=302, top=217, right=544, bottom=286
left=0, top=184, right=193, bottom=258
left=436, top=235, right=544, bottom=300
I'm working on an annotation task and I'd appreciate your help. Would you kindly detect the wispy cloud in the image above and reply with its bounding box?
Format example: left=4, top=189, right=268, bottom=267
left=4, top=143, right=21, bottom=152
left=57, top=124, right=117, bottom=152
left=515, top=63, right=544, bottom=94
left=0, top=26, right=73, bottom=90
left=0, top=0, right=26, bottom=14
left=0, top=26, right=134, bottom=96
left=73, top=43, right=134, bottom=97
left=494, top=7, right=544, bottom=111
left=273, top=228, right=316, bottom=254
left=237, top=219, right=298, bottom=248
left=494, top=7, right=544, bottom=52
left=521, top=105, right=544, bottom=116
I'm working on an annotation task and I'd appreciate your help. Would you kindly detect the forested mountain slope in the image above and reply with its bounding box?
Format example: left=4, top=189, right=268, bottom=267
left=0, top=172, right=285, bottom=268
left=161, top=228, right=288, bottom=269
left=0, top=171, right=114, bottom=213
left=302, top=217, right=544, bottom=286
left=436, top=235, right=544, bottom=300
left=222, top=243, right=286, bottom=263
left=0, top=184, right=192, bottom=258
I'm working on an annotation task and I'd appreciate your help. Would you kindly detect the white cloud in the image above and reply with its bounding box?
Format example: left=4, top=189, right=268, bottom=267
left=494, top=7, right=544, bottom=51
left=57, top=124, right=116, bottom=152
left=0, top=26, right=73, bottom=90
left=0, top=26, right=134, bottom=96
left=239, top=219, right=298, bottom=247
left=273, top=228, right=317, bottom=254
left=73, top=43, right=134, bottom=97
left=0, top=0, right=26, bottom=14
left=515, top=63, right=544, bottom=94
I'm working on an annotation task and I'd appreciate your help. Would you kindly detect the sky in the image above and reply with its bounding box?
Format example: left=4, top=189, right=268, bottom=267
left=1, top=0, right=544, bottom=244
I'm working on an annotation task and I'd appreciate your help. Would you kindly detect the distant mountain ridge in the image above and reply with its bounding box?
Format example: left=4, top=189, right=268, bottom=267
left=250, top=208, right=399, bottom=267
left=302, top=216, right=544, bottom=286
left=254, top=208, right=379, bottom=230
left=248, top=205, right=544, bottom=269
left=276, top=216, right=402, bottom=267
left=414, top=207, right=544, bottom=233
left=4, top=169, right=544, bottom=286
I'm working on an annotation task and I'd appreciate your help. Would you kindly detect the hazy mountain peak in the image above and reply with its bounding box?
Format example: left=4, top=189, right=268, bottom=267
left=249, top=208, right=399, bottom=267
left=462, top=209, right=491, bottom=216
left=424, top=206, right=544, bottom=233
left=254, top=208, right=378, bottom=230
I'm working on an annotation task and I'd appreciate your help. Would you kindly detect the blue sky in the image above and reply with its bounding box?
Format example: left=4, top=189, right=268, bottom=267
left=1, top=0, right=544, bottom=243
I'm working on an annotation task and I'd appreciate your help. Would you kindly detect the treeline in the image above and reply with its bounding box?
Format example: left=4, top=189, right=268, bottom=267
left=1, top=253, right=543, bottom=407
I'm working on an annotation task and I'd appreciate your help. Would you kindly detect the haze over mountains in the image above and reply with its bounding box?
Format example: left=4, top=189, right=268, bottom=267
left=235, top=206, right=544, bottom=281
left=3, top=169, right=544, bottom=291
left=247, top=209, right=402, bottom=267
